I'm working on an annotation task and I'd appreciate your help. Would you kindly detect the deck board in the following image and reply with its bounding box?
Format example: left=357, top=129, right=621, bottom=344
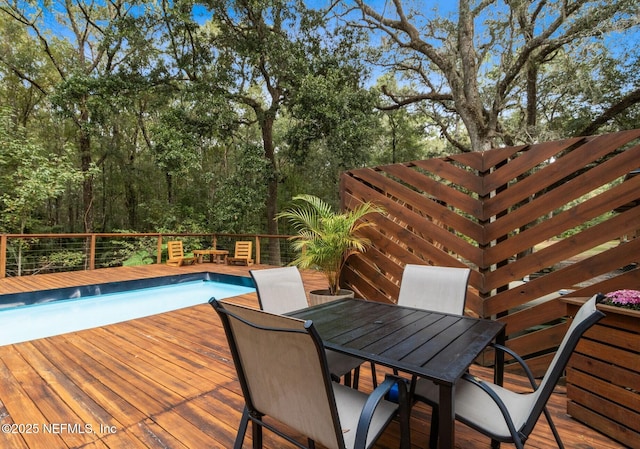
left=0, top=264, right=626, bottom=448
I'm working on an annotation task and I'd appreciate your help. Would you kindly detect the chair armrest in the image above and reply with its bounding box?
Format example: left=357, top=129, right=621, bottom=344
left=490, top=343, right=538, bottom=390
left=355, top=374, right=410, bottom=449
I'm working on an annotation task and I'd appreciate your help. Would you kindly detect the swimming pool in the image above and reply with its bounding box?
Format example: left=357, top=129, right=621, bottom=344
left=0, top=273, right=255, bottom=346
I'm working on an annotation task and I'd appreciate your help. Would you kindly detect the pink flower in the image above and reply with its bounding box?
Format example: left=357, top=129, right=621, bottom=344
left=604, top=289, right=640, bottom=310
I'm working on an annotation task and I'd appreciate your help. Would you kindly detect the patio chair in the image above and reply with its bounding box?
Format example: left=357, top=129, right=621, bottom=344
left=165, top=241, right=196, bottom=267
left=250, top=266, right=371, bottom=389
left=210, top=298, right=411, bottom=449
left=395, top=264, right=472, bottom=446
left=397, top=264, right=471, bottom=314
left=227, top=241, right=254, bottom=266
left=414, top=293, right=605, bottom=449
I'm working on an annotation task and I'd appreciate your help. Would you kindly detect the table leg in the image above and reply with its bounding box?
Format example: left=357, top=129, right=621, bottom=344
left=494, top=327, right=506, bottom=386
left=492, top=327, right=506, bottom=449
left=438, top=384, right=455, bottom=449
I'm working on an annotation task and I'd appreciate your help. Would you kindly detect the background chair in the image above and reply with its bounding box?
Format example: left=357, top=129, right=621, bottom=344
left=227, top=241, right=254, bottom=266
left=395, top=264, right=471, bottom=447
left=414, top=294, right=605, bottom=449
left=397, top=264, right=471, bottom=314
left=250, top=266, right=370, bottom=389
left=210, top=299, right=410, bottom=449
left=165, top=241, right=195, bottom=266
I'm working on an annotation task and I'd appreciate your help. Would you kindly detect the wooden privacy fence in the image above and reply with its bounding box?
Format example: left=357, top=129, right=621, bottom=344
left=340, top=129, right=640, bottom=376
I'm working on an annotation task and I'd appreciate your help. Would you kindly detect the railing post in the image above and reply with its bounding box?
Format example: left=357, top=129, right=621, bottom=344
left=157, top=235, right=163, bottom=264
left=0, top=234, right=6, bottom=278
left=255, top=236, right=261, bottom=265
left=89, top=235, right=96, bottom=270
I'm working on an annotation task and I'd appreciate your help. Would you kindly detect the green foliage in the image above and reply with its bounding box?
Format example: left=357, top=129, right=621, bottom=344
left=40, top=251, right=85, bottom=272
left=104, top=232, right=160, bottom=267
left=276, top=194, right=384, bottom=295
left=210, top=143, right=269, bottom=233
left=0, top=108, right=86, bottom=232
left=287, top=70, right=381, bottom=166
left=354, top=0, right=640, bottom=151
left=123, top=250, right=155, bottom=267
left=0, top=0, right=638, bottom=239
left=282, top=63, right=382, bottom=204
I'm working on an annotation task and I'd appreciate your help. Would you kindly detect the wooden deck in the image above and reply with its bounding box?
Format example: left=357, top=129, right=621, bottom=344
left=0, top=264, right=626, bottom=449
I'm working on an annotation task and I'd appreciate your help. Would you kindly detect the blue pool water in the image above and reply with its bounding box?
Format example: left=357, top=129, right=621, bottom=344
left=0, top=275, right=255, bottom=346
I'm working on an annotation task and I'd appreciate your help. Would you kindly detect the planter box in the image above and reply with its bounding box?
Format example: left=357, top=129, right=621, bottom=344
left=564, top=298, right=640, bottom=449
left=308, top=289, right=354, bottom=306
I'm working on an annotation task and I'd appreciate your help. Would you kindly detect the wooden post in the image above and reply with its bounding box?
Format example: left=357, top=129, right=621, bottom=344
left=0, top=234, right=6, bottom=278
left=89, top=235, right=96, bottom=270
left=254, top=236, right=261, bottom=265
left=157, top=235, right=163, bottom=264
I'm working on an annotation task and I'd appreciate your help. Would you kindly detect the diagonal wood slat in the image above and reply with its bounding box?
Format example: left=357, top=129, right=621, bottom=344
left=341, top=129, right=640, bottom=377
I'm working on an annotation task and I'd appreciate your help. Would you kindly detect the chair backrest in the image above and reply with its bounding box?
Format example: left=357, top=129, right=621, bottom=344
left=522, top=294, right=605, bottom=437
left=250, top=266, right=308, bottom=314
left=211, top=299, right=346, bottom=449
left=397, top=264, right=471, bottom=315
left=233, top=241, right=252, bottom=259
left=167, top=241, right=184, bottom=260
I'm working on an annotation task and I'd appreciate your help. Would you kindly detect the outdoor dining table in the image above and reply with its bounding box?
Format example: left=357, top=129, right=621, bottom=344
left=289, top=297, right=506, bottom=449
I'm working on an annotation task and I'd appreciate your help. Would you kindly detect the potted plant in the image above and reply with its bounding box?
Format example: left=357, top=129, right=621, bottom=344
left=564, top=290, right=640, bottom=448
left=277, top=194, right=384, bottom=305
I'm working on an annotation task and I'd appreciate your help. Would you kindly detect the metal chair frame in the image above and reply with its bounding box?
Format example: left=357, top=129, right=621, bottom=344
left=420, top=294, right=605, bottom=449
left=211, top=299, right=411, bottom=449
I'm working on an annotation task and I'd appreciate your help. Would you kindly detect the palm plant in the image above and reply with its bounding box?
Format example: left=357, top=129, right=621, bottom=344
left=277, top=194, right=384, bottom=295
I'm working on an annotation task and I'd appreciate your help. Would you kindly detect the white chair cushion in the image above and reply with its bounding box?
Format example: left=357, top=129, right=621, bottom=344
left=333, top=383, right=398, bottom=449
left=414, top=376, right=538, bottom=439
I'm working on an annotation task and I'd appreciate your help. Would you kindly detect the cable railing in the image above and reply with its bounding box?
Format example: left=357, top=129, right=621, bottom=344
left=0, top=233, right=297, bottom=278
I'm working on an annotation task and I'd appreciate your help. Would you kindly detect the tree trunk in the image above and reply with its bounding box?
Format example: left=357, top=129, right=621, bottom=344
left=166, top=172, right=174, bottom=205
left=79, top=129, right=93, bottom=233
left=261, top=112, right=282, bottom=265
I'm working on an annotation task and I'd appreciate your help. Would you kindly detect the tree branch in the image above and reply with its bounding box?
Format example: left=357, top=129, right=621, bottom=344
left=580, top=87, right=640, bottom=136
left=378, top=85, right=452, bottom=110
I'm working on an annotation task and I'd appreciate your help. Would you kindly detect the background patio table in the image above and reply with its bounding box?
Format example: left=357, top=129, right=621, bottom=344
left=192, top=249, right=229, bottom=264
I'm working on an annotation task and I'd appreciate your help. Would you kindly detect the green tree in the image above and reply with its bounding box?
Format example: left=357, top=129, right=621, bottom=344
left=0, top=108, right=85, bottom=233
left=193, top=0, right=314, bottom=262
left=167, top=0, right=378, bottom=259
left=352, top=0, right=640, bottom=151
left=369, top=76, right=440, bottom=164
left=285, top=62, right=381, bottom=203
left=210, top=143, right=269, bottom=234
left=0, top=109, right=85, bottom=276
left=549, top=43, right=640, bottom=138
left=0, top=0, right=158, bottom=231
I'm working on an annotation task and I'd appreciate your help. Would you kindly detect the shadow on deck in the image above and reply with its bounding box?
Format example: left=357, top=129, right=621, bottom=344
left=0, top=264, right=625, bottom=448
